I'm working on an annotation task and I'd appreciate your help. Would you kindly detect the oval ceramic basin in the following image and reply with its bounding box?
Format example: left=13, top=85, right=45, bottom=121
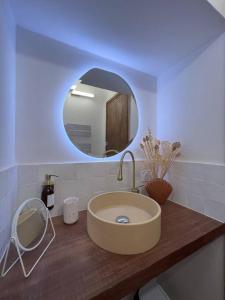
left=87, top=192, right=161, bottom=255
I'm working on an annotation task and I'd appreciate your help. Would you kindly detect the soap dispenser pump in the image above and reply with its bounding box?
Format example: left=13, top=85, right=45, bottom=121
left=41, top=174, right=58, bottom=210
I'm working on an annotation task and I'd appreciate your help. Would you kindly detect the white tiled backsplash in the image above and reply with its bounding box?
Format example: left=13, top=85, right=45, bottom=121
left=16, top=160, right=225, bottom=222
left=0, top=166, right=17, bottom=259
left=17, top=161, right=146, bottom=217
left=168, top=161, right=225, bottom=222
left=1, top=160, right=225, bottom=259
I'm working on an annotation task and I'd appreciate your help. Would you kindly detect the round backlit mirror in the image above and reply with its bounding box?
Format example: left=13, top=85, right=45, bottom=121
left=12, top=198, right=48, bottom=251
left=63, top=68, right=138, bottom=157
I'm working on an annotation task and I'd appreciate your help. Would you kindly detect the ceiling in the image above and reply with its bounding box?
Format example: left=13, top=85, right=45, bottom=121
left=10, top=0, right=225, bottom=76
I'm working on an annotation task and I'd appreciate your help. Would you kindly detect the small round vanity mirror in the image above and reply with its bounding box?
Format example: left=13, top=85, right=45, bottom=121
left=63, top=68, right=138, bottom=157
left=12, top=198, right=48, bottom=251
left=1, top=198, right=55, bottom=278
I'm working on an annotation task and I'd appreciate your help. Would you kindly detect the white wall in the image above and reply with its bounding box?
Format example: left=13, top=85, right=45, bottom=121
left=157, top=33, right=225, bottom=220
left=157, top=33, right=225, bottom=164
left=155, top=30, right=225, bottom=300
left=16, top=27, right=157, bottom=164
left=0, top=0, right=16, bottom=170
left=158, top=236, right=224, bottom=300
left=0, top=0, right=17, bottom=259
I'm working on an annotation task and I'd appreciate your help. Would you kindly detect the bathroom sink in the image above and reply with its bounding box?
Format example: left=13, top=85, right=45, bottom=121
left=87, top=192, right=161, bottom=255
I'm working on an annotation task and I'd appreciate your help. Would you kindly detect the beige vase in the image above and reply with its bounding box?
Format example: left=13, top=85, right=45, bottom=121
left=145, top=178, right=173, bottom=205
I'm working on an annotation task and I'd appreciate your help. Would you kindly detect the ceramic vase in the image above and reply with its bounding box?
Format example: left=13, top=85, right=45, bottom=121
left=145, top=178, right=173, bottom=205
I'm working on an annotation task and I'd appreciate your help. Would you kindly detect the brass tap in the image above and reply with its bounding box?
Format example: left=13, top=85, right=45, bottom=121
left=117, top=150, right=139, bottom=193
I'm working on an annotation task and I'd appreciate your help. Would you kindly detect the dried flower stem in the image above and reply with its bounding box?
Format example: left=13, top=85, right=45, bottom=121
left=140, top=130, right=181, bottom=180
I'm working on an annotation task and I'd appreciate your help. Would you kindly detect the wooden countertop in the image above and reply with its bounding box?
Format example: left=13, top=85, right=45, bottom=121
left=0, top=201, right=224, bottom=300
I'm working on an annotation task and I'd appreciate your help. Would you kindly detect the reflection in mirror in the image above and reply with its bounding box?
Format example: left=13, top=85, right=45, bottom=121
left=63, top=68, right=138, bottom=158
left=16, top=199, right=47, bottom=250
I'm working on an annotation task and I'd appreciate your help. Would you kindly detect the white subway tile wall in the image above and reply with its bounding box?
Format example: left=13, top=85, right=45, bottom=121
left=0, top=166, right=17, bottom=259
left=17, top=161, right=146, bottom=217
left=168, top=161, right=225, bottom=222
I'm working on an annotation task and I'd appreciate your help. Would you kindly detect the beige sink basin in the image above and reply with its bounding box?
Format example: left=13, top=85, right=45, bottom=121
left=87, top=192, right=161, bottom=255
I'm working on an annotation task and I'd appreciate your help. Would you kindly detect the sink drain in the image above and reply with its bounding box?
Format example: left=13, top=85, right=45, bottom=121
left=115, top=215, right=130, bottom=224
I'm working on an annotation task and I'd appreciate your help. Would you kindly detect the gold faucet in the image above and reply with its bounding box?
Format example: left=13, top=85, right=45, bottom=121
left=117, top=150, right=139, bottom=193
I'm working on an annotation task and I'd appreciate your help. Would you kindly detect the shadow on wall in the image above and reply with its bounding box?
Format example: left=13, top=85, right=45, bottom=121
left=16, top=27, right=157, bottom=93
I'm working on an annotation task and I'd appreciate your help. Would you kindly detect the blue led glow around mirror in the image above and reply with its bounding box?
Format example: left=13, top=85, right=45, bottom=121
left=55, top=65, right=141, bottom=162
left=62, top=68, right=139, bottom=159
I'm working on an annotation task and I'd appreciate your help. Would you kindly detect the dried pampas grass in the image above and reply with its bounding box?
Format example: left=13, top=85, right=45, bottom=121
left=140, top=130, right=181, bottom=180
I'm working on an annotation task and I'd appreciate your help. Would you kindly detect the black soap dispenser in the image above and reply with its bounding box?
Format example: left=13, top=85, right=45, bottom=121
left=41, top=174, right=58, bottom=210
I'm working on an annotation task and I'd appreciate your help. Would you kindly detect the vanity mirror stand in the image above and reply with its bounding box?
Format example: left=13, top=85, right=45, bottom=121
left=1, top=198, right=55, bottom=278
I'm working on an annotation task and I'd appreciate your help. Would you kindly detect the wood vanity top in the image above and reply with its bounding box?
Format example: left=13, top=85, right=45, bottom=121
left=0, top=201, right=224, bottom=300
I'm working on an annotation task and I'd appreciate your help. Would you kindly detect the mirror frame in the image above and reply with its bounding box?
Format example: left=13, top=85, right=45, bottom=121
left=1, top=198, right=56, bottom=278
left=12, top=198, right=48, bottom=252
